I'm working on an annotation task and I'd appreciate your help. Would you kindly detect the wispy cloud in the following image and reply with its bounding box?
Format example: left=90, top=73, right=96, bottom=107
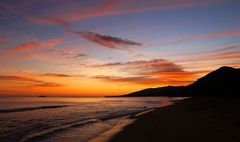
left=58, top=47, right=87, bottom=61
left=93, top=75, right=161, bottom=85
left=26, top=16, right=69, bottom=26
left=0, top=0, right=219, bottom=26
left=41, top=73, right=82, bottom=78
left=66, top=30, right=142, bottom=49
left=171, top=43, right=240, bottom=64
left=41, top=73, right=73, bottom=78
left=0, top=75, right=41, bottom=83
left=176, top=55, right=240, bottom=63
left=202, top=31, right=240, bottom=39
left=93, top=75, right=193, bottom=86
left=67, top=53, right=87, bottom=60
left=32, top=82, right=64, bottom=87
left=0, top=75, right=64, bottom=87
left=169, top=31, right=240, bottom=44
left=5, top=38, right=63, bottom=54
left=91, top=59, right=197, bottom=85
left=167, top=43, right=240, bottom=59
left=222, top=43, right=240, bottom=50
left=93, top=59, right=184, bottom=74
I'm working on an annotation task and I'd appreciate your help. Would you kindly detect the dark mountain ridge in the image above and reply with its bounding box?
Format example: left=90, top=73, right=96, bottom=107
left=117, top=66, right=240, bottom=97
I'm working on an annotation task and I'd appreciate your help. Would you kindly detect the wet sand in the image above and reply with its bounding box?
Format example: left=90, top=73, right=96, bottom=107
left=98, top=97, right=240, bottom=142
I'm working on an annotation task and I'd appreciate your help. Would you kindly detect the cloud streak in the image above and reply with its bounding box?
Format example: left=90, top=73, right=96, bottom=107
left=67, top=30, right=142, bottom=49
left=93, top=75, right=193, bottom=86
left=198, top=31, right=240, bottom=40
left=41, top=73, right=73, bottom=78
left=93, top=75, right=161, bottom=85
left=32, top=82, right=64, bottom=87
left=0, top=75, right=64, bottom=87
left=93, top=59, right=184, bottom=74
left=176, top=55, right=240, bottom=63
left=0, top=0, right=219, bottom=26
left=0, top=75, right=42, bottom=83
left=169, top=31, right=240, bottom=44
left=41, top=73, right=82, bottom=78
left=5, top=38, right=63, bottom=54
left=67, top=53, right=87, bottom=60
left=91, top=59, right=197, bottom=85
left=179, top=43, right=240, bottom=57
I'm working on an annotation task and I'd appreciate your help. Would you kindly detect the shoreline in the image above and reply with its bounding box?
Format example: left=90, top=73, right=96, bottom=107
left=89, top=116, right=135, bottom=142
left=89, top=97, right=179, bottom=142
left=92, top=97, right=240, bottom=142
left=89, top=97, right=181, bottom=142
left=89, top=109, right=156, bottom=142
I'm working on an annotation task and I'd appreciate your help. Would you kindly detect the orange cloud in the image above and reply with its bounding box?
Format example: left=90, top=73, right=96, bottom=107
left=91, top=59, right=197, bottom=86
left=0, top=75, right=41, bottom=83
left=93, top=75, right=160, bottom=85
left=90, top=57, right=238, bottom=86
left=32, top=82, right=64, bottom=87
left=0, top=75, right=65, bottom=87
left=5, top=38, right=62, bottom=54
left=93, top=75, right=193, bottom=86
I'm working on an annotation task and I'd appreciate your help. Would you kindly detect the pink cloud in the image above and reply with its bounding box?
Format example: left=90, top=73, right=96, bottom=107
left=0, top=0, right=220, bottom=26
left=187, top=31, right=240, bottom=42
left=202, top=31, right=240, bottom=39
left=5, top=38, right=63, bottom=54
left=169, top=31, right=240, bottom=44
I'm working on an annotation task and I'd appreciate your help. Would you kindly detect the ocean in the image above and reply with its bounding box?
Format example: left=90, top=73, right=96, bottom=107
left=0, top=97, right=183, bottom=142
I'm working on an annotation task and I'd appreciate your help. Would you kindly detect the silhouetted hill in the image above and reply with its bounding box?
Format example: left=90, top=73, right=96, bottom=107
left=188, top=66, right=240, bottom=96
left=118, top=66, right=240, bottom=97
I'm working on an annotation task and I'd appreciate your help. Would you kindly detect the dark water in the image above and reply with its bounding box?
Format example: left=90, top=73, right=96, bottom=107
left=0, top=97, right=184, bottom=142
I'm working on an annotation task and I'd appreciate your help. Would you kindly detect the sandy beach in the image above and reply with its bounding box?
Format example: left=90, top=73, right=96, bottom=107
left=94, top=97, right=240, bottom=142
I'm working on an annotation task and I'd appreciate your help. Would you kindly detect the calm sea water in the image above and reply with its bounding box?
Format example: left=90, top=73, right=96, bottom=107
left=0, top=97, right=183, bottom=142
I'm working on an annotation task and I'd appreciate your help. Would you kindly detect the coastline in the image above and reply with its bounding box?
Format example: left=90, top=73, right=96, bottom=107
left=89, top=116, right=135, bottom=142
left=89, top=109, right=156, bottom=142
left=92, top=97, right=240, bottom=142
left=89, top=98, right=179, bottom=142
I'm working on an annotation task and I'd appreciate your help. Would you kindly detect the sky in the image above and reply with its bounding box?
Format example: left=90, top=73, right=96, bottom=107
left=0, top=0, right=240, bottom=96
